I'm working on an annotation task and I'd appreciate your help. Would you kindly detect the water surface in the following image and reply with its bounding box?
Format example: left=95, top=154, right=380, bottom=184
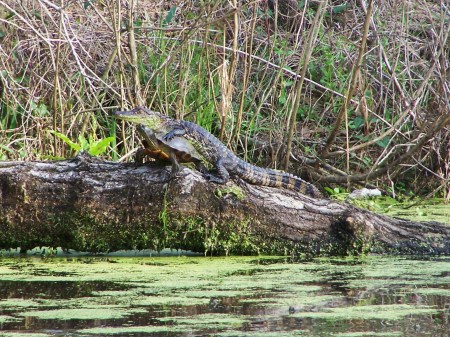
left=0, top=255, right=448, bottom=336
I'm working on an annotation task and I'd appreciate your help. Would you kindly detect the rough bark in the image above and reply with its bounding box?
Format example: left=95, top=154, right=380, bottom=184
left=0, top=153, right=448, bottom=255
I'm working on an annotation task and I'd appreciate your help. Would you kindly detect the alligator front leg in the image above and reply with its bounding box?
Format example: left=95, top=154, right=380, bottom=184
left=162, top=127, right=186, bottom=141
left=203, top=158, right=230, bottom=184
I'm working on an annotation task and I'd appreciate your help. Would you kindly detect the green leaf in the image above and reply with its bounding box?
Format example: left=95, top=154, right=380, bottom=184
left=376, top=136, right=390, bottom=148
left=0, top=144, right=14, bottom=154
left=278, top=89, right=287, bottom=105
left=78, top=135, right=89, bottom=151
left=32, top=10, right=41, bottom=19
left=351, top=116, right=365, bottom=129
left=48, top=130, right=81, bottom=152
left=297, top=1, right=307, bottom=10
left=323, top=187, right=336, bottom=195
left=332, top=4, right=349, bottom=14
left=32, top=103, right=50, bottom=117
left=385, top=110, right=392, bottom=121
left=83, top=0, right=92, bottom=10
left=284, top=80, right=294, bottom=87
left=163, top=7, right=176, bottom=26
left=88, top=136, right=115, bottom=156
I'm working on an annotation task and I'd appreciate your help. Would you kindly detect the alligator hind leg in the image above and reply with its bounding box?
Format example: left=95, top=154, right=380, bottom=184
left=195, top=162, right=209, bottom=174
left=203, top=159, right=230, bottom=184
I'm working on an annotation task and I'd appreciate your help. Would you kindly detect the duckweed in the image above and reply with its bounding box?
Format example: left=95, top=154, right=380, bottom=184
left=19, top=308, right=146, bottom=320
left=158, top=313, right=246, bottom=327
left=293, top=304, right=440, bottom=320
left=0, top=315, right=21, bottom=323
left=2, top=332, right=51, bottom=337
left=333, top=333, right=402, bottom=337
left=0, top=255, right=448, bottom=336
left=78, top=325, right=185, bottom=335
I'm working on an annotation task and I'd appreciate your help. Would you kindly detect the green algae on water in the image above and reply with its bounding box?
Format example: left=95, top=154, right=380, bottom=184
left=1, top=332, right=52, bottom=337
left=158, top=313, right=246, bottom=328
left=0, top=255, right=449, bottom=336
left=332, top=333, right=402, bottom=337
left=78, top=325, right=186, bottom=335
left=213, top=332, right=309, bottom=337
left=0, top=315, right=21, bottom=323
left=411, top=287, right=450, bottom=296
left=19, top=308, right=146, bottom=320
left=0, top=299, right=41, bottom=308
left=292, top=304, right=440, bottom=320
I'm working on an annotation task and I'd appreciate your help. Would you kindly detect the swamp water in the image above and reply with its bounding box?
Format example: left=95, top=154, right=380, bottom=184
left=0, top=255, right=448, bottom=337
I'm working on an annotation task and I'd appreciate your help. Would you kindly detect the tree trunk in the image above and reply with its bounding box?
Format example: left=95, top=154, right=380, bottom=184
left=0, top=153, right=448, bottom=255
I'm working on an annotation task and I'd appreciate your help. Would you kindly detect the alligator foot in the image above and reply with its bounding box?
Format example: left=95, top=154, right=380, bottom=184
left=203, top=173, right=227, bottom=184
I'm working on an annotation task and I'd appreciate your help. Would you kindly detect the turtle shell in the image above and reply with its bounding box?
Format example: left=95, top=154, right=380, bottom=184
left=136, top=125, right=203, bottom=164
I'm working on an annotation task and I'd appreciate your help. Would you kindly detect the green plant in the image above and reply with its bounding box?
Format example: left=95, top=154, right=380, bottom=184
left=48, top=130, right=114, bottom=157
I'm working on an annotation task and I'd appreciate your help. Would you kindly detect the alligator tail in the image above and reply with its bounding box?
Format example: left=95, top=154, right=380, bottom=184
left=232, top=160, right=321, bottom=197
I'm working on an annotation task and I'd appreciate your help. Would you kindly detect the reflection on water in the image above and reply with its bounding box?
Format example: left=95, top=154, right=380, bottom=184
left=0, top=255, right=448, bottom=337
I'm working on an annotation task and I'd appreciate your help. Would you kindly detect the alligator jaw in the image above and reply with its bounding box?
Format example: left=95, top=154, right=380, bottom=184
left=114, top=106, right=149, bottom=118
left=113, top=109, right=137, bottom=117
left=114, top=107, right=163, bottom=128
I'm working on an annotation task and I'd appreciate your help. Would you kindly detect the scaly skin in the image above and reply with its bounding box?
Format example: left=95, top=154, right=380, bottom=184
left=114, top=106, right=322, bottom=197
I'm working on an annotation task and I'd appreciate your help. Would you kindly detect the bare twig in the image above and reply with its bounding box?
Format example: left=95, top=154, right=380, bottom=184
left=320, top=0, right=374, bottom=160
left=284, top=0, right=327, bottom=170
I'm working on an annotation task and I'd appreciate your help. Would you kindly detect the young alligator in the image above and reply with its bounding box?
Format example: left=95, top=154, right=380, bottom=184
left=114, top=106, right=321, bottom=197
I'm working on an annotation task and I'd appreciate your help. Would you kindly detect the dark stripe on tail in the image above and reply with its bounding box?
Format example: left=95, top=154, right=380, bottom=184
left=282, top=174, right=290, bottom=188
left=306, top=184, right=317, bottom=197
left=294, top=178, right=304, bottom=191
left=269, top=171, right=281, bottom=186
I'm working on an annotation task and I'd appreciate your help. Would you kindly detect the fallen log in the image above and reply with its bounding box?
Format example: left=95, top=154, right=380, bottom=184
left=0, top=153, right=448, bottom=255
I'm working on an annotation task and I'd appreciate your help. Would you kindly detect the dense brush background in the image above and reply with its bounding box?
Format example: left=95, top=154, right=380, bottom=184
left=0, top=0, right=449, bottom=197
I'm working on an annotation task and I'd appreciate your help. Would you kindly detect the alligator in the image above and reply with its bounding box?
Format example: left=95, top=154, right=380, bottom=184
left=114, top=106, right=322, bottom=197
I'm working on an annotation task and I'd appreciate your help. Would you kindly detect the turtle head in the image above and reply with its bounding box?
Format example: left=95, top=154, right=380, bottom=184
left=114, top=106, right=165, bottom=129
